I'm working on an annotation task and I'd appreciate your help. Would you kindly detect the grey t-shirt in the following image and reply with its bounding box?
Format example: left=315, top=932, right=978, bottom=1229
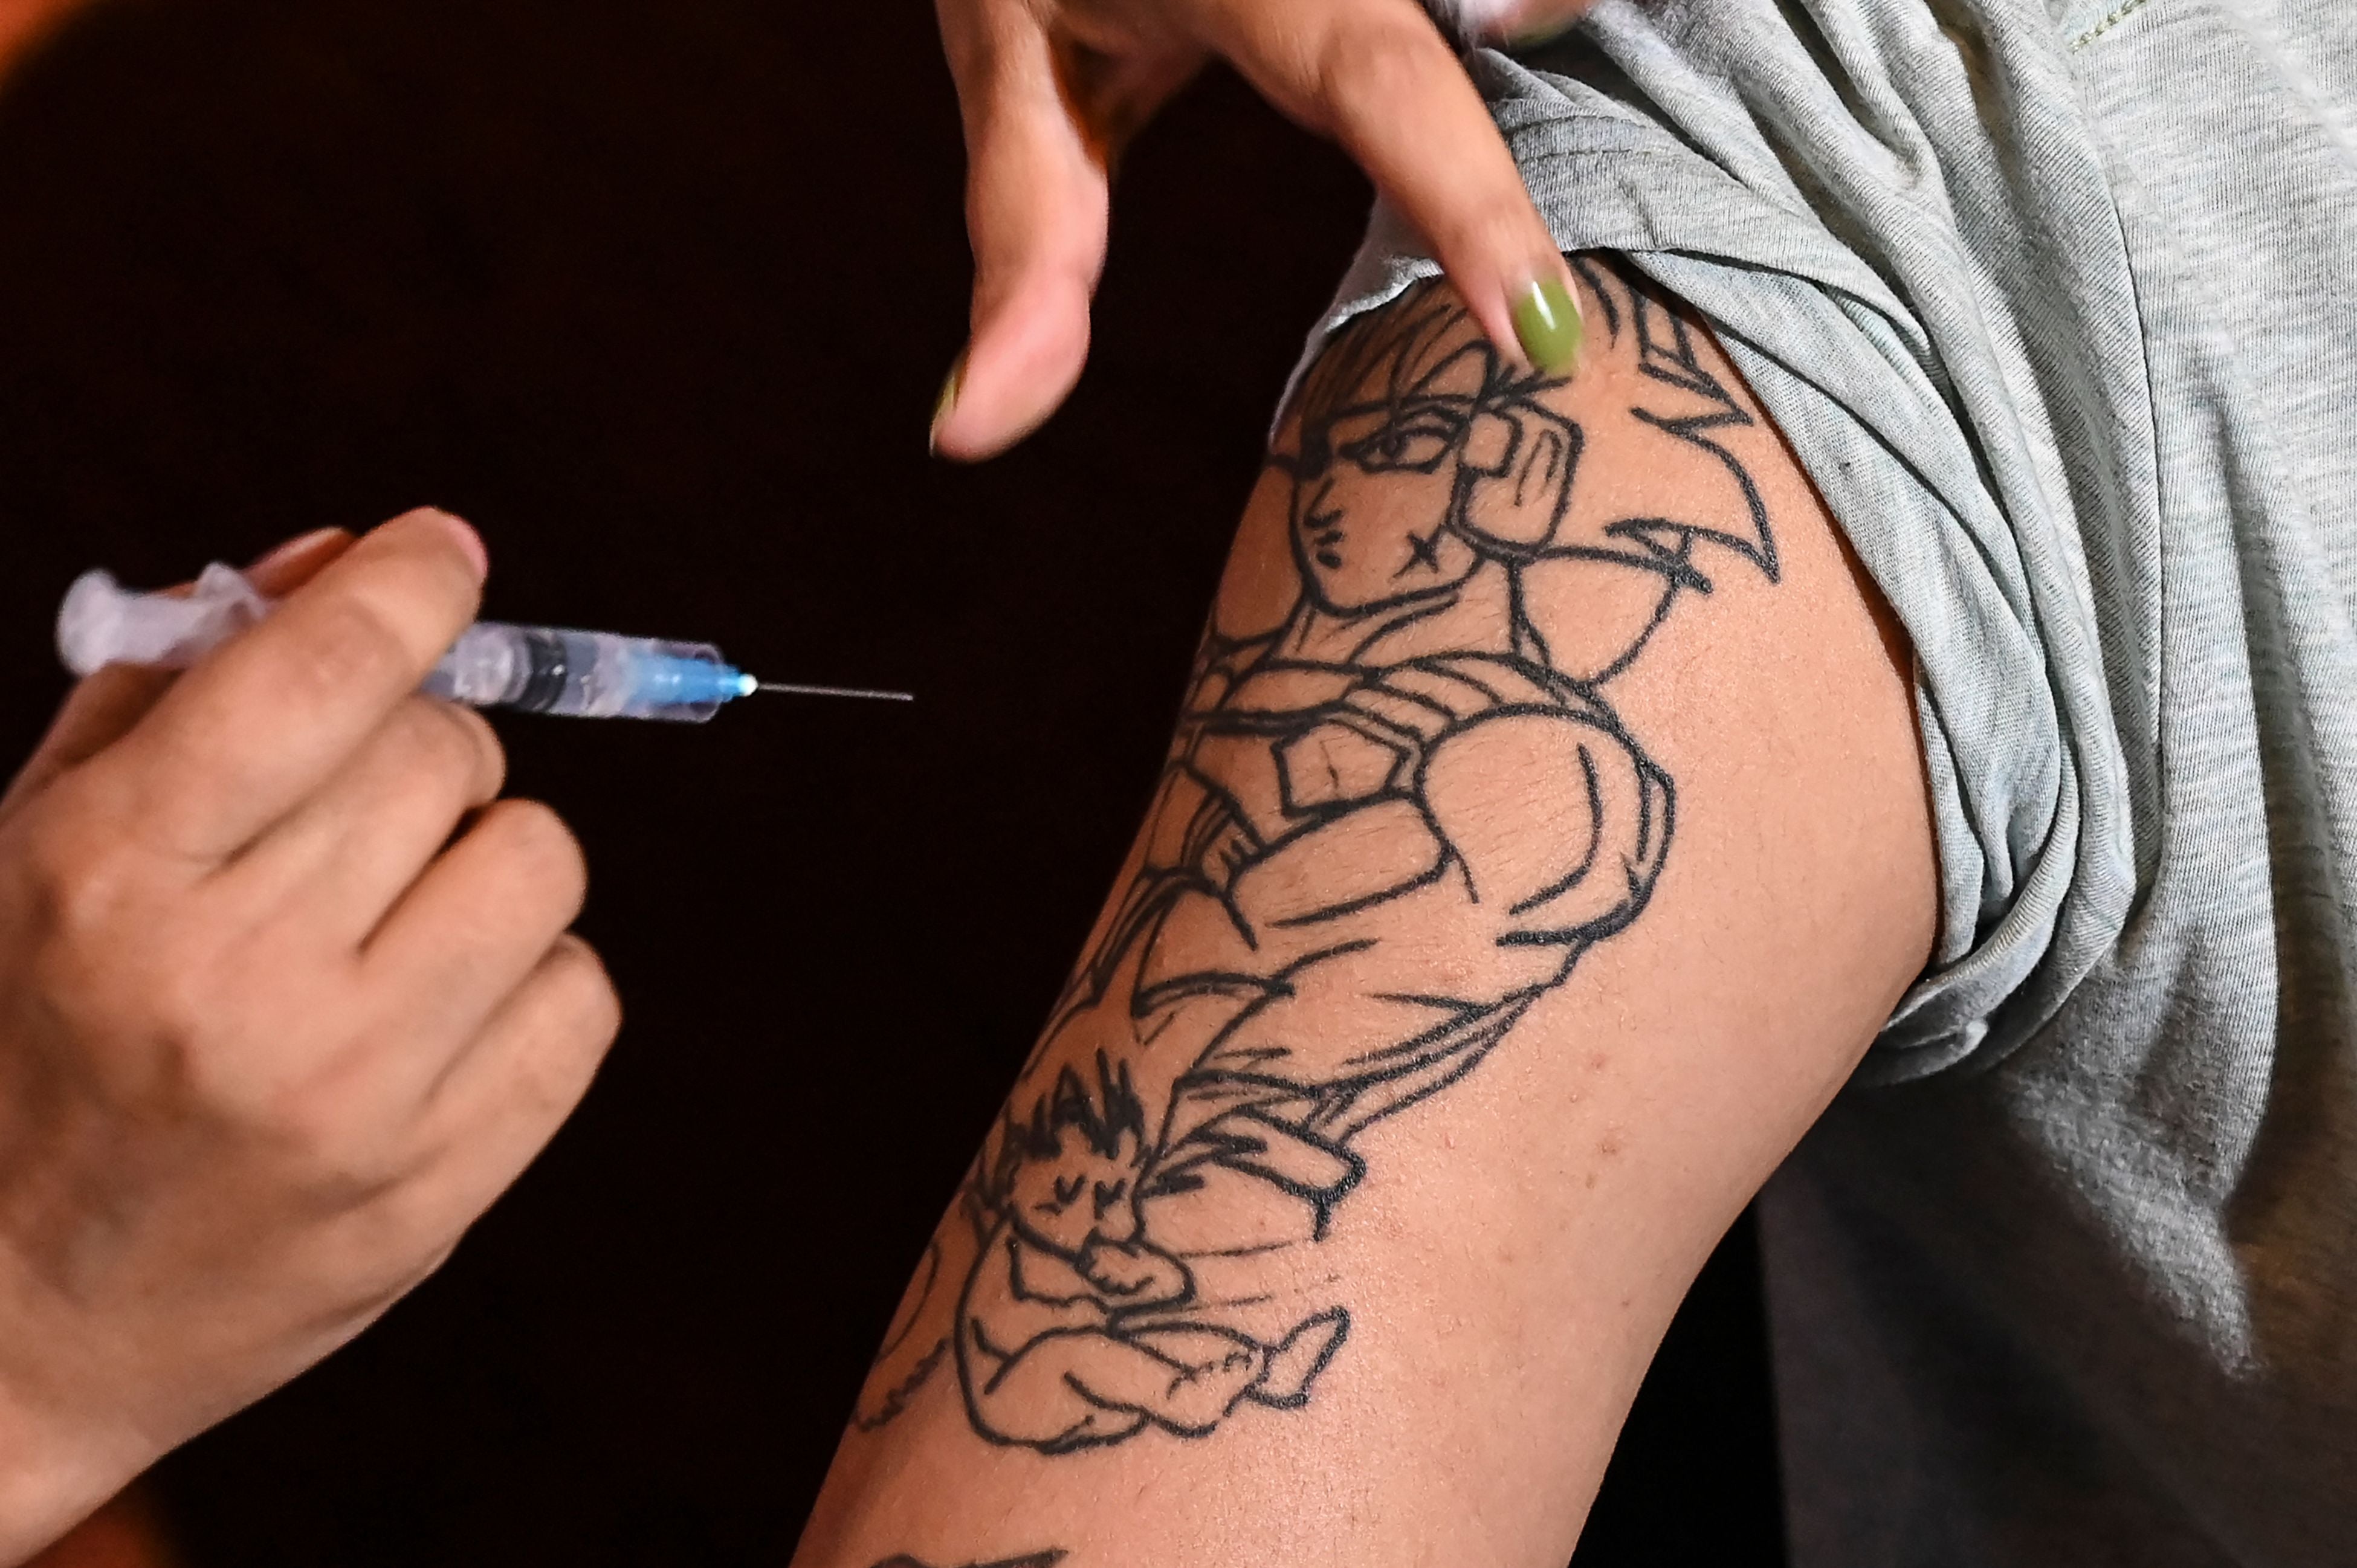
left=1302, top=0, right=2357, bottom=1561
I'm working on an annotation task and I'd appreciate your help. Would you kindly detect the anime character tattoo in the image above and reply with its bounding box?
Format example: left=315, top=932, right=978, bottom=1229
left=855, top=256, right=1780, bottom=1454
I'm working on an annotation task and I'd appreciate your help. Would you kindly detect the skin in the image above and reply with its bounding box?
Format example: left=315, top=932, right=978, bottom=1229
left=0, top=4, right=1766, bottom=1561
left=797, top=269, right=1936, bottom=1567
left=928, top=0, right=1600, bottom=459
left=0, top=512, right=620, bottom=1565
left=0, top=3, right=1589, bottom=1554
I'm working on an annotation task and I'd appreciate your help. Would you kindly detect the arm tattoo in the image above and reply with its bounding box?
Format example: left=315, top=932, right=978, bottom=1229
left=856, top=256, right=1780, bottom=1456
left=865, top=1555, right=1065, bottom=1568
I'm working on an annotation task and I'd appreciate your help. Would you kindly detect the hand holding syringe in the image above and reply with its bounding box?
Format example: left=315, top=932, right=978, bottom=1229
left=58, top=562, right=912, bottom=720
left=0, top=514, right=723, bottom=1563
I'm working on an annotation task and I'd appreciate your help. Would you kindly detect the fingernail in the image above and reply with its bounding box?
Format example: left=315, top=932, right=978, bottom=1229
left=1512, top=274, right=1583, bottom=376
left=426, top=509, right=490, bottom=581
left=928, top=350, right=966, bottom=455
left=245, top=527, right=345, bottom=573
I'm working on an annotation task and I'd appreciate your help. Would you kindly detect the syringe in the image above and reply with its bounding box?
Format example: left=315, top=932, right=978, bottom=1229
left=56, top=564, right=912, bottom=724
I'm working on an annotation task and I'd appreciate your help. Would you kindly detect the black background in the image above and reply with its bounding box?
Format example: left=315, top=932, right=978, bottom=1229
left=0, top=2, right=1782, bottom=1562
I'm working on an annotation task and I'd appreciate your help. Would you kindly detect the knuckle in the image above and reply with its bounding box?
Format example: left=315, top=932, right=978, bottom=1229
left=18, top=808, right=178, bottom=1005
left=84, top=920, right=249, bottom=1115
left=1308, top=16, right=1435, bottom=121
left=5, top=801, right=401, bottom=1143
left=21, top=802, right=132, bottom=926
left=230, top=1034, right=405, bottom=1193
left=280, top=592, right=420, bottom=703
left=141, top=926, right=225, bottom=1043
left=276, top=514, right=483, bottom=703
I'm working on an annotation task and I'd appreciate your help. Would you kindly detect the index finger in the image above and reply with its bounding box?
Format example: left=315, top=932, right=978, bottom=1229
left=99, top=508, right=488, bottom=863
left=1206, top=0, right=1583, bottom=374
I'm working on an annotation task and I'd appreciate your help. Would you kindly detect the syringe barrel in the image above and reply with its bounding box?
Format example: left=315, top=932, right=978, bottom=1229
left=421, top=624, right=740, bottom=723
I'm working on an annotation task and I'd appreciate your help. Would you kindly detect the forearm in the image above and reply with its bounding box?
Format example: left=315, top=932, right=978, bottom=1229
left=797, top=259, right=1934, bottom=1567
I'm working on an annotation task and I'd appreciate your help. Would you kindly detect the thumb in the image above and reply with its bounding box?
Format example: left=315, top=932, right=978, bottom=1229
left=1211, top=0, right=1583, bottom=376
left=930, top=2, right=1110, bottom=462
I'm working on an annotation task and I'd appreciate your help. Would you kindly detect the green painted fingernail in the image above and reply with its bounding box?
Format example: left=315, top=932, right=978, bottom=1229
left=1512, top=276, right=1583, bottom=375
left=927, top=351, right=965, bottom=453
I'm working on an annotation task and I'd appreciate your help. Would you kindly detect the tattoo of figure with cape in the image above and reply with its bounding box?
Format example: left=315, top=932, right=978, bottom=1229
left=855, top=257, right=1780, bottom=1454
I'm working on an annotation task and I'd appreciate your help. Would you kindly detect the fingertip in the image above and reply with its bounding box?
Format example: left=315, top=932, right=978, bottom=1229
left=377, top=507, right=489, bottom=586
left=1279, top=4, right=1571, bottom=372
left=1429, top=234, right=1582, bottom=379
left=927, top=349, right=969, bottom=457
left=1508, top=260, right=1583, bottom=376
left=1415, top=190, right=1574, bottom=374
left=926, top=278, right=1091, bottom=462
left=444, top=518, right=490, bottom=584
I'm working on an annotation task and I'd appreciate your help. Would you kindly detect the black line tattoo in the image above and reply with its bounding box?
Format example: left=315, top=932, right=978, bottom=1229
left=856, top=257, right=1779, bottom=1456
left=865, top=1553, right=1066, bottom=1568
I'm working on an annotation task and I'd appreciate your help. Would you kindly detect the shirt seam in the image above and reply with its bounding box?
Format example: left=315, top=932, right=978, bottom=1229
left=2070, top=0, right=2153, bottom=50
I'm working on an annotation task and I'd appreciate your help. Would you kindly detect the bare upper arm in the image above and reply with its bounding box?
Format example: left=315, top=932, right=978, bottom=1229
left=795, top=256, right=1935, bottom=1568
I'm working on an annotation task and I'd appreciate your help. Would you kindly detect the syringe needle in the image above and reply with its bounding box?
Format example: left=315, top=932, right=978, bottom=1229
left=754, top=680, right=915, bottom=703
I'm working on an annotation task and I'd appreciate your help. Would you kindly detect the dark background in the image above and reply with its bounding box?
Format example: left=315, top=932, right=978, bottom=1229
left=0, top=2, right=1783, bottom=1562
